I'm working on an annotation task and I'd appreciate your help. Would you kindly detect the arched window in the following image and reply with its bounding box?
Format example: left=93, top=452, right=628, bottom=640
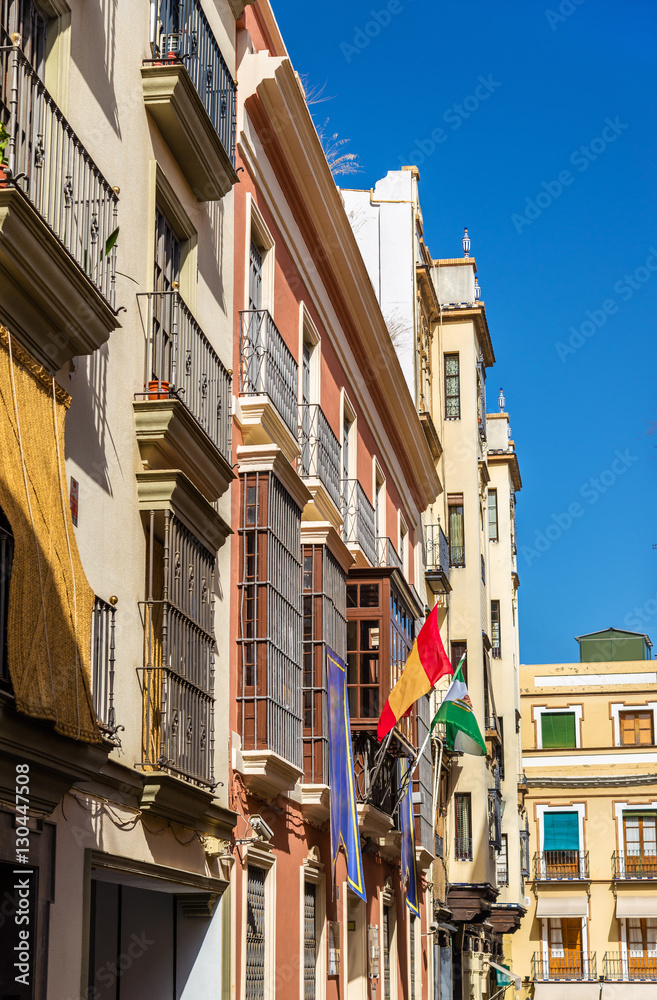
left=0, top=505, right=13, bottom=690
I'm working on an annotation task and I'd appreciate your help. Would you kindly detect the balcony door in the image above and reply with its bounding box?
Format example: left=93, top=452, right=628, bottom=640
left=548, top=918, right=582, bottom=976
left=627, top=918, right=657, bottom=977
left=624, top=813, right=657, bottom=876
left=152, top=208, right=181, bottom=387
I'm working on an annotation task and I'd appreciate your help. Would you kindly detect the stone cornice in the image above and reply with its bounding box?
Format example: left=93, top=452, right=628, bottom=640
left=237, top=443, right=311, bottom=511
left=300, top=522, right=354, bottom=574
left=487, top=450, right=522, bottom=492
left=527, top=773, right=657, bottom=788
left=436, top=304, right=495, bottom=368
left=135, top=469, right=231, bottom=554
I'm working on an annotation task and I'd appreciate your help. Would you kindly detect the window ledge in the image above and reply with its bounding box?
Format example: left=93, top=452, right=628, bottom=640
left=238, top=748, right=303, bottom=802
left=357, top=802, right=394, bottom=842
left=300, top=784, right=330, bottom=826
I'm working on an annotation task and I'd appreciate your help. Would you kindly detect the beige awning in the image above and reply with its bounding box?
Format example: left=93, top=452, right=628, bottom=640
left=616, top=895, right=657, bottom=917
left=536, top=896, right=588, bottom=917
left=535, top=985, right=601, bottom=1000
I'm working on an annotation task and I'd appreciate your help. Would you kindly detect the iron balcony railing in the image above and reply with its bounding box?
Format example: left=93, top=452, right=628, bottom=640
left=377, top=536, right=402, bottom=572
left=613, top=850, right=657, bottom=879
left=496, top=866, right=509, bottom=886
left=0, top=514, right=13, bottom=692
left=298, top=403, right=341, bottom=510
left=91, top=596, right=122, bottom=744
left=532, top=953, right=597, bottom=981
left=1, top=41, right=118, bottom=306
left=352, top=730, right=401, bottom=818
left=150, top=0, right=236, bottom=163
left=534, top=850, right=590, bottom=880
left=435, top=834, right=444, bottom=859
left=424, top=522, right=449, bottom=577
left=139, top=291, right=232, bottom=462
left=455, top=836, right=473, bottom=861
left=449, top=542, right=465, bottom=568
left=239, top=309, right=298, bottom=439
left=491, top=646, right=502, bottom=659
left=603, top=953, right=657, bottom=981
left=341, top=479, right=376, bottom=566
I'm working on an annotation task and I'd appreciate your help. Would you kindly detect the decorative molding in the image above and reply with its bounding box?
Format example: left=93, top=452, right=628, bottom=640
left=357, top=802, right=394, bottom=842
left=527, top=773, right=657, bottom=788
left=141, top=64, right=238, bottom=202
left=236, top=443, right=311, bottom=512
left=236, top=395, right=300, bottom=466
left=300, top=523, right=353, bottom=574
left=136, top=469, right=231, bottom=554
left=238, top=748, right=303, bottom=801
left=89, top=849, right=228, bottom=896
left=300, top=784, right=331, bottom=826
left=301, top=478, right=343, bottom=531
left=179, top=893, right=221, bottom=917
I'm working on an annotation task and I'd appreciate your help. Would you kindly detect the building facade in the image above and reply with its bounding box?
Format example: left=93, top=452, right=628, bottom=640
left=514, top=628, right=657, bottom=1000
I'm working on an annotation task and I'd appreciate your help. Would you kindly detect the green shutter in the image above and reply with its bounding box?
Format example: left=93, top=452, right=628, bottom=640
left=541, top=712, right=576, bottom=749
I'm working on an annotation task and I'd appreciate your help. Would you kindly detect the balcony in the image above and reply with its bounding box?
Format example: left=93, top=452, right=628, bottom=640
left=532, top=953, right=597, bottom=982
left=613, top=850, right=657, bottom=879
left=424, top=522, right=450, bottom=594
left=239, top=309, right=299, bottom=461
left=603, top=953, right=657, bottom=981
left=341, top=480, right=376, bottom=567
left=0, top=41, right=120, bottom=371
left=298, top=403, right=341, bottom=519
left=352, top=730, right=401, bottom=816
left=533, top=850, right=590, bottom=881
left=143, top=0, right=238, bottom=200
left=91, top=596, right=122, bottom=745
left=377, top=536, right=402, bottom=572
left=135, top=291, right=234, bottom=501
left=455, top=836, right=473, bottom=861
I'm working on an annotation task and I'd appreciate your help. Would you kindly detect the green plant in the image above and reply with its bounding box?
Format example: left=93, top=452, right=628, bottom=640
left=0, top=123, right=9, bottom=167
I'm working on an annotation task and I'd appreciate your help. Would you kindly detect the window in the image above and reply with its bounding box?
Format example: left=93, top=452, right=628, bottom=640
left=488, top=789, right=502, bottom=850
left=249, top=238, right=263, bottom=312
left=382, top=905, right=392, bottom=1000
left=491, top=601, right=501, bottom=658
left=246, top=866, right=266, bottom=996
left=455, top=793, right=472, bottom=860
left=620, top=711, right=654, bottom=745
left=399, top=518, right=408, bottom=578
left=444, top=353, right=460, bottom=419
left=497, top=717, right=505, bottom=780
left=520, top=827, right=530, bottom=878
left=448, top=498, right=465, bottom=567
left=548, top=918, right=583, bottom=976
left=480, top=554, right=486, bottom=585
left=624, top=813, right=657, bottom=875
left=0, top=505, right=13, bottom=691
left=374, top=469, right=386, bottom=542
left=543, top=811, right=581, bottom=876
left=496, top=834, right=509, bottom=886
left=2, top=1, right=49, bottom=78
left=488, top=489, right=498, bottom=541
left=627, top=918, right=657, bottom=976
left=541, top=712, right=576, bottom=749
left=451, top=641, right=467, bottom=684
left=303, top=882, right=316, bottom=999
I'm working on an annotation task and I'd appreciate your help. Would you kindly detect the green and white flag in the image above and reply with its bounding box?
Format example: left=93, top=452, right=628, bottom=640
left=430, top=662, right=487, bottom=756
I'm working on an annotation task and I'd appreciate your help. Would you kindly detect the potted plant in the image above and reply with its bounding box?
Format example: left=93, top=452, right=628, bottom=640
left=148, top=378, right=170, bottom=400
left=0, top=123, right=10, bottom=187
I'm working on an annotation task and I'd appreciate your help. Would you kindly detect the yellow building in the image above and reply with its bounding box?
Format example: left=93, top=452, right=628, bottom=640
left=513, top=628, right=657, bottom=999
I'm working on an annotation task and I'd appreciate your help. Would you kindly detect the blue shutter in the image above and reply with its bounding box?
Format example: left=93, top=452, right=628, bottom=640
left=543, top=812, right=580, bottom=851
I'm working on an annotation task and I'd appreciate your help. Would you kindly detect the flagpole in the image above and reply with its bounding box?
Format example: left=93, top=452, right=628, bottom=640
left=391, top=724, right=433, bottom=814
left=365, top=729, right=394, bottom=804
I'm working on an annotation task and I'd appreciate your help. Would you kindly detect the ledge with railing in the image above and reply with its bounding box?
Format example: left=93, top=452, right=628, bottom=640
left=613, top=850, right=657, bottom=879
left=91, top=596, right=122, bottom=744
left=532, top=953, right=597, bottom=981
left=149, top=0, right=236, bottom=164
left=341, top=479, right=376, bottom=567
left=603, top=953, right=657, bottom=981
left=455, top=835, right=473, bottom=861
left=352, top=730, right=402, bottom=818
left=138, top=290, right=232, bottom=463
left=533, top=850, right=590, bottom=880
left=239, top=309, right=298, bottom=440
left=424, top=522, right=450, bottom=592
left=377, top=536, right=402, bottom=572
left=298, top=403, right=341, bottom=510
left=0, top=40, right=118, bottom=307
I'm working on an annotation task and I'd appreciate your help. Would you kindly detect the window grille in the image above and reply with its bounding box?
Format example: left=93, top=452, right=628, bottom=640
left=444, top=353, right=460, bottom=419
left=496, top=833, right=509, bottom=886
left=238, top=472, right=303, bottom=769
left=302, top=544, right=346, bottom=784
left=491, top=600, right=501, bottom=657
left=455, top=793, right=472, bottom=860
left=246, top=866, right=266, bottom=1000
left=448, top=499, right=465, bottom=567
left=488, top=489, right=498, bottom=541
left=303, top=882, right=316, bottom=1000
left=141, top=510, right=215, bottom=787
left=383, top=906, right=391, bottom=1000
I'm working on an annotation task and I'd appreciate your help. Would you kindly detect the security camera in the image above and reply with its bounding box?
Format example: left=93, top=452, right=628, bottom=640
left=429, top=922, right=439, bottom=933
left=249, top=814, right=274, bottom=842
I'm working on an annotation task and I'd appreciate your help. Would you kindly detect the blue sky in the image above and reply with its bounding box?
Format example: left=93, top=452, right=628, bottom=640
left=273, top=0, right=657, bottom=665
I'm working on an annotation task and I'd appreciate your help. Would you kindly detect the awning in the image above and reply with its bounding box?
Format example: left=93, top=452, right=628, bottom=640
left=616, top=895, right=657, bottom=918
left=488, top=961, right=520, bottom=989
left=535, top=986, right=600, bottom=1000
left=536, top=896, right=588, bottom=917
left=602, top=985, right=657, bottom=1000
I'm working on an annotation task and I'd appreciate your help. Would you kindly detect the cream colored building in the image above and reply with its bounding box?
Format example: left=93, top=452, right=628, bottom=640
left=514, top=630, right=657, bottom=999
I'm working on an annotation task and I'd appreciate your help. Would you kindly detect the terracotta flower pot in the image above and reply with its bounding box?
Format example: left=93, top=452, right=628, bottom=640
left=0, top=166, right=7, bottom=188
left=148, top=379, right=170, bottom=400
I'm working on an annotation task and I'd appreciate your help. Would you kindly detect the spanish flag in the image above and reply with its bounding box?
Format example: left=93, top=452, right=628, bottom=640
left=377, top=604, right=453, bottom=741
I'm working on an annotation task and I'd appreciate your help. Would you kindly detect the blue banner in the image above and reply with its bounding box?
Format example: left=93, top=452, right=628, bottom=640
left=399, top=758, right=419, bottom=916
left=327, top=648, right=366, bottom=901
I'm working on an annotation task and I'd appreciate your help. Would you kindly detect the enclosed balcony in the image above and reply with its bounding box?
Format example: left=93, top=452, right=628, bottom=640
left=239, top=308, right=299, bottom=461
left=603, top=953, right=657, bottom=981
left=532, top=952, right=597, bottom=982
left=613, top=850, right=657, bottom=880
left=135, top=291, right=234, bottom=501
left=534, top=850, right=590, bottom=881
left=424, top=522, right=450, bottom=594
left=299, top=402, right=341, bottom=519
left=342, top=480, right=376, bottom=567
left=0, top=40, right=120, bottom=371
left=143, top=0, right=238, bottom=200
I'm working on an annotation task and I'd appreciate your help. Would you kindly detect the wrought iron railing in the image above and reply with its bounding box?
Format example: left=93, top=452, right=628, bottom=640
left=377, top=536, right=402, bottom=572
left=352, top=730, right=402, bottom=817
left=341, top=480, right=376, bottom=566
left=139, top=291, right=232, bottom=462
left=613, top=850, right=657, bottom=879
left=534, top=850, right=589, bottom=880
left=150, top=0, right=236, bottom=163
left=0, top=41, right=118, bottom=307
left=496, top=866, right=508, bottom=886
left=485, top=715, right=499, bottom=734
left=0, top=513, right=13, bottom=692
left=603, top=953, right=657, bottom=981
left=435, top=834, right=444, bottom=859
left=91, top=596, right=122, bottom=743
left=141, top=511, right=215, bottom=787
left=532, top=953, right=597, bottom=981
left=449, top=542, right=465, bottom=568
left=298, top=403, right=341, bottom=510
left=491, top=646, right=501, bottom=659
left=455, top=836, right=472, bottom=861
left=239, top=309, right=298, bottom=439
left=424, top=522, right=449, bottom=578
